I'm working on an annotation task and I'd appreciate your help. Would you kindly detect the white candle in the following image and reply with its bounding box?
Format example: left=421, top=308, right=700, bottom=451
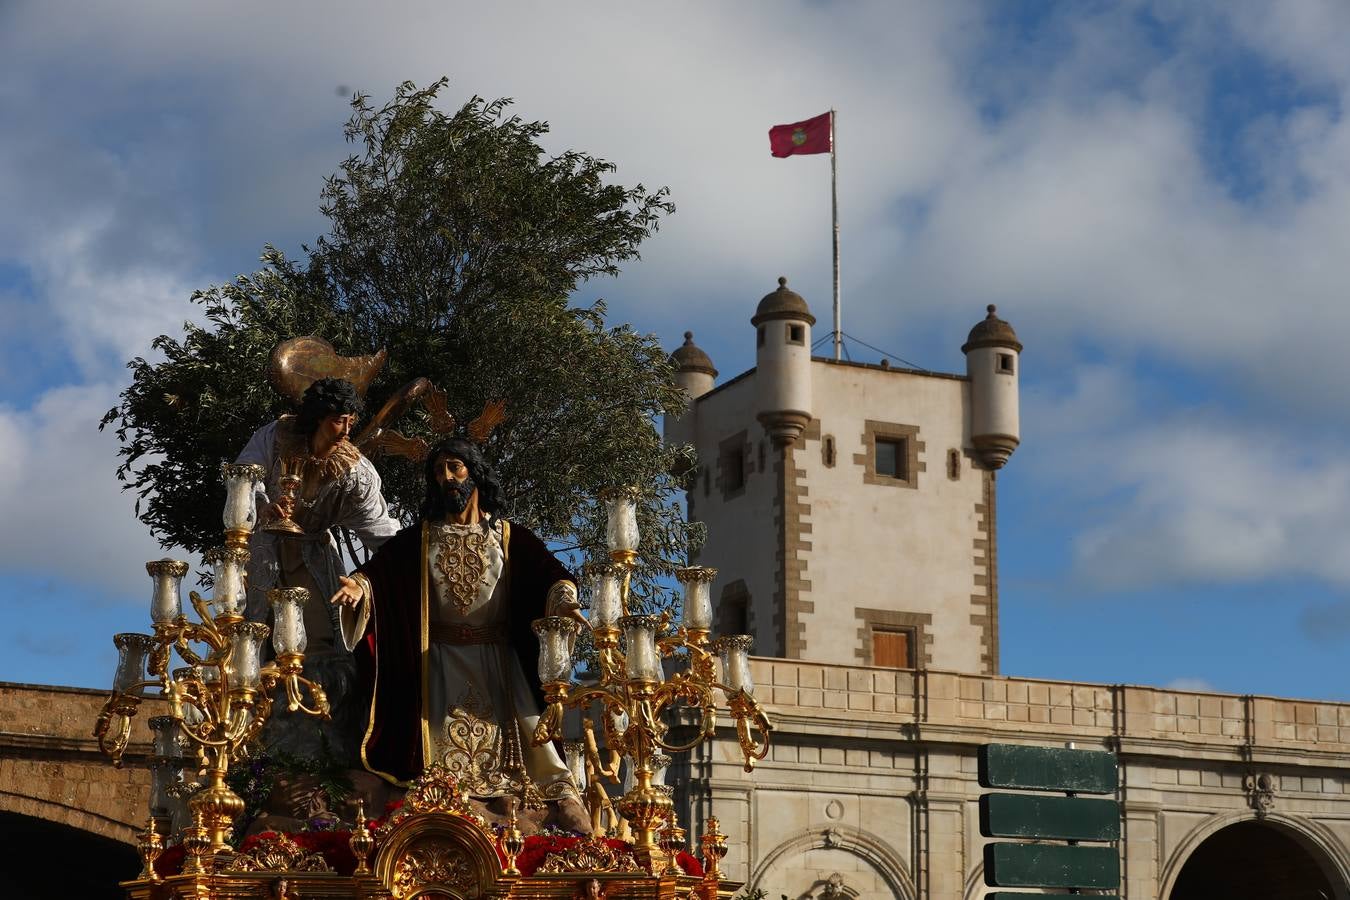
left=676, top=566, right=717, bottom=631
left=146, top=559, right=188, bottom=625
left=205, top=548, right=249, bottom=618
left=112, top=633, right=155, bottom=694
left=601, top=487, right=641, bottom=554
left=587, top=562, right=625, bottom=629
left=268, top=587, right=309, bottom=655
left=221, top=463, right=264, bottom=532
left=715, top=635, right=755, bottom=693
left=227, top=622, right=270, bottom=689
left=620, top=615, right=663, bottom=682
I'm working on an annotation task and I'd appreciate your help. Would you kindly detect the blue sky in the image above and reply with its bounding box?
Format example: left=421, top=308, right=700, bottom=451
left=0, top=1, right=1346, bottom=701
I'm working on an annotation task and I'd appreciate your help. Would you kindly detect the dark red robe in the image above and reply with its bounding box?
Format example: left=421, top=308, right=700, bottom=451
left=350, top=518, right=574, bottom=785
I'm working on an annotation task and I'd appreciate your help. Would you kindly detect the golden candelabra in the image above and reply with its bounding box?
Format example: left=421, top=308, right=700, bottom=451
left=530, top=488, right=772, bottom=866
left=93, top=462, right=331, bottom=865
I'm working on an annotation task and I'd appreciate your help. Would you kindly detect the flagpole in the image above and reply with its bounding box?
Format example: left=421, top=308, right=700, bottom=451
left=830, top=108, right=841, bottom=361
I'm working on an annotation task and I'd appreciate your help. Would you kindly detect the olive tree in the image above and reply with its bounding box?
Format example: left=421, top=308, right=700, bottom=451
left=102, top=79, right=699, bottom=599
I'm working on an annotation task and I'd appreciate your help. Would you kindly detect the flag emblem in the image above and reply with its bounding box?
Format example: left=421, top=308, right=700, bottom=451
left=769, top=112, right=832, bottom=157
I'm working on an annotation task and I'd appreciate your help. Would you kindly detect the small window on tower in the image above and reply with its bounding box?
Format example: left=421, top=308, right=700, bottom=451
left=757, top=326, right=765, bottom=347
left=875, top=438, right=906, bottom=480
left=855, top=420, right=922, bottom=489
left=947, top=448, right=961, bottom=481
left=719, top=433, right=749, bottom=499
left=787, top=324, right=805, bottom=345
left=724, top=451, right=744, bottom=492
left=997, top=353, right=1015, bottom=374
left=823, top=435, right=836, bottom=468
left=871, top=628, right=914, bottom=669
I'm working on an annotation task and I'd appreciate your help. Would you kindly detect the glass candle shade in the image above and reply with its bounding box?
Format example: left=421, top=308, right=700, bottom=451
left=714, top=635, right=755, bottom=693
left=675, top=566, right=717, bottom=631
left=608, top=707, right=629, bottom=750
left=221, top=463, right=265, bottom=532
left=166, top=781, right=198, bottom=840
left=112, top=633, right=155, bottom=695
left=619, top=615, right=664, bottom=682
left=268, top=587, right=309, bottom=656
left=204, top=548, right=249, bottom=618
left=226, top=622, right=270, bottom=689
left=585, top=562, right=625, bottom=630
left=563, top=740, right=588, bottom=790
left=532, top=616, right=578, bottom=683
left=600, top=487, right=641, bottom=554
left=149, top=715, right=182, bottom=760
left=149, top=761, right=175, bottom=819
left=146, top=559, right=188, bottom=625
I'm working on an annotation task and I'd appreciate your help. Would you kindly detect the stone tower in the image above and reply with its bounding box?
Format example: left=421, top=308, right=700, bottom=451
left=752, top=277, right=814, bottom=448
left=962, top=304, right=1022, bottom=469
left=664, top=281, right=1022, bottom=673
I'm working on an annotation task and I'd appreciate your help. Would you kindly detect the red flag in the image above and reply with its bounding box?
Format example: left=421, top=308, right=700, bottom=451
left=769, top=111, right=832, bottom=157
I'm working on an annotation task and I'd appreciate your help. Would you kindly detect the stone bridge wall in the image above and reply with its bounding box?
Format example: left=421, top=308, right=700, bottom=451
left=0, top=682, right=164, bottom=846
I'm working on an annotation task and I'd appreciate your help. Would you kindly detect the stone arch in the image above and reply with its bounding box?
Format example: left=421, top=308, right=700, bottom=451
left=1160, top=810, right=1350, bottom=900
left=0, top=808, right=141, bottom=899
left=961, top=860, right=986, bottom=900
left=748, top=825, right=916, bottom=900
left=0, top=789, right=140, bottom=845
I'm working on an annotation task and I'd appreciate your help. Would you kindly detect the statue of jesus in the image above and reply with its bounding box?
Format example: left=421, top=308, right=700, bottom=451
left=330, top=436, right=589, bottom=829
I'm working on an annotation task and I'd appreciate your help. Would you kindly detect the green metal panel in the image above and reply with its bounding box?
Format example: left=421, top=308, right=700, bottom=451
left=980, top=793, right=1121, bottom=841
left=984, top=842, right=1120, bottom=889
left=978, top=743, right=1118, bottom=794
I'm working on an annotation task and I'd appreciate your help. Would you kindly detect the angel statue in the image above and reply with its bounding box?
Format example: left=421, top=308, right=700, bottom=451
left=234, top=336, right=454, bottom=768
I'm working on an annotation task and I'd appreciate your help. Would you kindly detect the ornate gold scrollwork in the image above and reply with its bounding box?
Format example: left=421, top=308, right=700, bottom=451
left=536, top=837, right=644, bottom=875
left=227, top=833, right=332, bottom=872
left=404, top=764, right=475, bottom=816
left=392, top=840, right=475, bottom=898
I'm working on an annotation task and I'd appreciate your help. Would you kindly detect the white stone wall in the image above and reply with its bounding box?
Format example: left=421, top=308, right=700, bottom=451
left=683, top=373, right=783, bottom=652
left=674, top=659, right=1350, bottom=900
left=965, top=345, right=1019, bottom=445
left=679, top=359, right=991, bottom=670
left=798, top=362, right=989, bottom=671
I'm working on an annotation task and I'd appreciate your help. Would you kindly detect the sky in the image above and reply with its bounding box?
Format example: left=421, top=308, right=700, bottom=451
left=0, top=1, right=1346, bottom=702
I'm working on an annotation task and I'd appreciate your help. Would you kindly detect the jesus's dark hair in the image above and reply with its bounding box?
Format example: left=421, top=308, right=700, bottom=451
left=420, top=437, right=508, bottom=520
left=295, top=378, right=363, bottom=438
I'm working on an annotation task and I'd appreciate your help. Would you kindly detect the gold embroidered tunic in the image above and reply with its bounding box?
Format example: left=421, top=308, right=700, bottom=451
left=341, top=517, right=578, bottom=801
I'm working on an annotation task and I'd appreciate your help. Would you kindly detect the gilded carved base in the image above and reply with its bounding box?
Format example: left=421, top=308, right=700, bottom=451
left=119, top=768, right=737, bottom=900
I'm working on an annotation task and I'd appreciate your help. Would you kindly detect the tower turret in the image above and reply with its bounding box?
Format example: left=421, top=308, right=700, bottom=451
left=962, top=304, right=1022, bottom=469
left=752, top=277, right=815, bottom=447
left=664, top=331, right=718, bottom=448
left=672, top=331, right=718, bottom=401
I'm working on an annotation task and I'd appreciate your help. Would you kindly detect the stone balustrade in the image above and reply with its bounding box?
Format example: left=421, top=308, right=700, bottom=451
left=749, top=658, right=1350, bottom=761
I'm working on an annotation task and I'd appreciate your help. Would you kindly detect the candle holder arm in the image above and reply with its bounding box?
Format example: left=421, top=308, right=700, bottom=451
left=726, top=688, right=773, bottom=772
left=92, top=693, right=141, bottom=766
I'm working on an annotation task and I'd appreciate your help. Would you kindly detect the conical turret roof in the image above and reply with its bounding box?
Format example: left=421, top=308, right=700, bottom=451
left=752, top=276, right=816, bottom=326
left=671, top=331, right=717, bottom=377
left=962, top=305, right=1022, bottom=353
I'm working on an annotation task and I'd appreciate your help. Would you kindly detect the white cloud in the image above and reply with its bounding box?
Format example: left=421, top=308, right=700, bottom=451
left=2, top=1, right=1350, bottom=645
left=1025, top=365, right=1350, bottom=593
left=0, top=382, right=187, bottom=601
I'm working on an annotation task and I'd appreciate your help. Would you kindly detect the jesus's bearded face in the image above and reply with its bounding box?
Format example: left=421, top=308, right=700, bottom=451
left=432, top=453, right=478, bottom=515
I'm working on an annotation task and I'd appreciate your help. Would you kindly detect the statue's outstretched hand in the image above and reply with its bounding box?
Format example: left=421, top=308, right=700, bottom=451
left=546, top=583, right=588, bottom=627
left=265, top=497, right=295, bottom=521
left=330, top=575, right=364, bottom=609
